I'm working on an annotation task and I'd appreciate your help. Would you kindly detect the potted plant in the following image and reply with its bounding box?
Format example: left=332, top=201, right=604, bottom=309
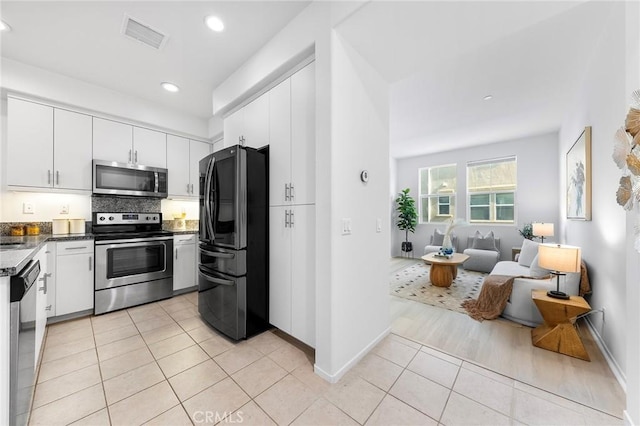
left=395, top=188, right=418, bottom=253
left=518, top=223, right=534, bottom=240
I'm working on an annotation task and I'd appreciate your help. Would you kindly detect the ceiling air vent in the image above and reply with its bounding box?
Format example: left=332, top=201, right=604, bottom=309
left=121, top=14, right=169, bottom=50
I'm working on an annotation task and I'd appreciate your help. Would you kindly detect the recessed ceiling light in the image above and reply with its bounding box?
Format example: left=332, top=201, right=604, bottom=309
left=205, top=15, right=224, bottom=32
left=0, top=20, right=11, bottom=32
left=483, top=95, right=493, bottom=101
left=161, top=82, right=180, bottom=93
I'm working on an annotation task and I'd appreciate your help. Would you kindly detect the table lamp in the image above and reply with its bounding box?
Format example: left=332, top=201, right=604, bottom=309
left=532, top=222, right=554, bottom=243
left=538, top=243, right=581, bottom=299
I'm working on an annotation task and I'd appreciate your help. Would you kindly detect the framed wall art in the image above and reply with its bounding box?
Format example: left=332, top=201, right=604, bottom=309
left=566, top=126, right=592, bottom=220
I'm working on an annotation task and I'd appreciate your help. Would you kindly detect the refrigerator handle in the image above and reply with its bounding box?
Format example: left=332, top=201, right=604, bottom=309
left=200, top=248, right=235, bottom=259
left=198, top=269, right=235, bottom=286
left=204, top=157, right=216, bottom=240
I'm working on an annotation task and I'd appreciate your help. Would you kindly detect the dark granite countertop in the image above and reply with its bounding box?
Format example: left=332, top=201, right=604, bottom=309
left=170, top=230, right=199, bottom=235
left=0, top=233, right=94, bottom=277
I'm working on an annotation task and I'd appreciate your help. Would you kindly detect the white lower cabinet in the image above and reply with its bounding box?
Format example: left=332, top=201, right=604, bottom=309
left=269, top=204, right=315, bottom=347
left=33, top=244, right=50, bottom=365
left=174, top=234, right=197, bottom=292
left=55, top=241, right=94, bottom=317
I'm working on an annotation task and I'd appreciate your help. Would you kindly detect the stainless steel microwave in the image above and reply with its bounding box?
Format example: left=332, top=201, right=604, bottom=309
left=93, top=160, right=168, bottom=198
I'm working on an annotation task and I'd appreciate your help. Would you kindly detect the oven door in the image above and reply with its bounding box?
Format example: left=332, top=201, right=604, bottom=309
left=95, top=237, right=173, bottom=290
left=198, top=268, right=246, bottom=340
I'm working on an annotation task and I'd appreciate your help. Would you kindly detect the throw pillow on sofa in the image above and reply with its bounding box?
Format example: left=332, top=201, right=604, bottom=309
left=432, top=229, right=445, bottom=245
left=518, top=239, right=539, bottom=267
left=471, top=230, right=498, bottom=251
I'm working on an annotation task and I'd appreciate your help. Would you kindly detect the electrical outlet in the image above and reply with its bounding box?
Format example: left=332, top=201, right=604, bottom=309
left=23, top=202, right=34, bottom=214
left=61, top=204, right=69, bottom=214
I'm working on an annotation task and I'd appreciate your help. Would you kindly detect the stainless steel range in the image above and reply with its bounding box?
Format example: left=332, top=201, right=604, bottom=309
left=93, top=212, right=173, bottom=315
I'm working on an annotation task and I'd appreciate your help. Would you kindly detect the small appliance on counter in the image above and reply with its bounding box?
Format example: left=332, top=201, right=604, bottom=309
left=10, top=225, right=25, bottom=236
left=69, top=219, right=86, bottom=234
left=171, top=213, right=186, bottom=231
left=52, top=219, right=70, bottom=235
left=25, top=223, right=40, bottom=235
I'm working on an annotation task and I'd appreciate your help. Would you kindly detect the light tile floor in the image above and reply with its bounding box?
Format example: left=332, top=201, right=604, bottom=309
left=29, top=291, right=622, bottom=425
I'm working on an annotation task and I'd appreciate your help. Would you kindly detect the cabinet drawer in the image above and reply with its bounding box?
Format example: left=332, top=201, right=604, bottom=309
left=56, top=240, right=94, bottom=255
left=174, top=234, right=196, bottom=245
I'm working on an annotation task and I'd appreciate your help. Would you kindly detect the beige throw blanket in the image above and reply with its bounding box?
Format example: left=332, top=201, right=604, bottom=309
left=462, top=275, right=517, bottom=321
left=462, top=262, right=592, bottom=322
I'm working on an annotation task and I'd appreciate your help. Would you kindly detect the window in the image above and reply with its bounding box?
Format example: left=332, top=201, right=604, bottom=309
left=467, top=157, right=516, bottom=223
left=418, top=164, right=456, bottom=223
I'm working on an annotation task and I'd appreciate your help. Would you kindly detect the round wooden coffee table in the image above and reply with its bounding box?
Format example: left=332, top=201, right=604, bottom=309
left=421, top=252, right=470, bottom=287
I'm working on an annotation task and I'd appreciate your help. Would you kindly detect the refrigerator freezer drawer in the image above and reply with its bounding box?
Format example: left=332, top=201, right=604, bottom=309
left=198, top=268, right=246, bottom=340
left=199, top=245, right=246, bottom=277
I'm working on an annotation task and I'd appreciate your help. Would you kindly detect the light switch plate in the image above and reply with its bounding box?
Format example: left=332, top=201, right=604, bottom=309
left=23, top=202, right=34, bottom=214
left=61, top=204, right=69, bottom=214
left=342, top=218, right=352, bottom=235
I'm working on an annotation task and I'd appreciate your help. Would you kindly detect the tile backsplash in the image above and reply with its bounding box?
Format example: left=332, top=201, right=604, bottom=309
left=91, top=195, right=161, bottom=213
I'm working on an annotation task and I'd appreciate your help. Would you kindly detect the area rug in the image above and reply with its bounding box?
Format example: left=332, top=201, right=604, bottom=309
left=390, top=262, right=487, bottom=314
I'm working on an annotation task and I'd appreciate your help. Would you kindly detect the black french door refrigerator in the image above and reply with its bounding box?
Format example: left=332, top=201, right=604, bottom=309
left=198, top=145, right=268, bottom=340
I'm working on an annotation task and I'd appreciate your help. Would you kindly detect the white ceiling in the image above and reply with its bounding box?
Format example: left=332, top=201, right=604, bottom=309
left=0, top=1, right=615, bottom=158
left=337, top=1, right=612, bottom=158
left=0, top=1, right=309, bottom=119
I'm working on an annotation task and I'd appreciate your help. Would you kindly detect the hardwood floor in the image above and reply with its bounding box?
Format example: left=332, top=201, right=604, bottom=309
left=389, top=257, right=626, bottom=417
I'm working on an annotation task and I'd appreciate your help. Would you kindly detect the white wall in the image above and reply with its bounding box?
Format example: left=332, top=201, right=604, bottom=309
left=393, top=132, right=559, bottom=260
left=327, top=31, right=390, bottom=376
left=558, top=1, right=629, bottom=404
left=625, top=2, right=640, bottom=425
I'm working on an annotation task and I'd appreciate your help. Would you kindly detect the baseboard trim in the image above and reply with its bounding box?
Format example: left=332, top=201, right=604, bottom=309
left=624, top=410, right=636, bottom=426
left=585, top=317, right=626, bottom=392
left=314, top=327, right=391, bottom=383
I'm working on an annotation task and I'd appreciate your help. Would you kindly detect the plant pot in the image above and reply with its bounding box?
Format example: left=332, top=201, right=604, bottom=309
left=401, top=242, right=413, bottom=252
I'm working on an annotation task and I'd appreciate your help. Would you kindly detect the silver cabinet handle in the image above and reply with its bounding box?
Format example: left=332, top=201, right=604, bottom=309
left=290, top=210, right=295, bottom=227
left=285, top=183, right=290, bottom=201
left=175, top=248, right=178, bottom=260
left=89, top=255, right=92, bottom=271
left=290, top=183, right=295, bottom=201
left=135, top=150, right=138, bottom=163
left=56, top=170, right=60, bottom=185
left=45, top=305, right=52, bottom=311
left=187, top=183, right=191, bottom=194
left=285, top=210, right=290, bottom=228
left=47, top=170, right=51, bottom=184
left=190, top=184, right=194, bottom=194
left=65, top=246, right=88, bottom=250
left=129, top=149, right=132, bottom=163
left=38, top=273, right=51, bottom=294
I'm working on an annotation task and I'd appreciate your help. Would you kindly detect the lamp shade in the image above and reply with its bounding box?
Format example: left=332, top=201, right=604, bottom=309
left=538, top=244, right=581, bottom=273
left=532, top=222, right=554, bottom=238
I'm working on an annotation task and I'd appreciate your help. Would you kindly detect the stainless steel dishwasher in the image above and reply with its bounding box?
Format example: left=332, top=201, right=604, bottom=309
left=10, top=259, right=40, bottom=426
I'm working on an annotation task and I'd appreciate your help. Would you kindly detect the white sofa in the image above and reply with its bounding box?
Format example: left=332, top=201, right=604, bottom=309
left=493, top=260, right=581, bottom=327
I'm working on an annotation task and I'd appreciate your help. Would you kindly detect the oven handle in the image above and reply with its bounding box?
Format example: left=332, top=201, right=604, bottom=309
left=198, top=269, right=235, bottom=286
left=199, top=248, right=235, bottom=259
left=95, top=236, right=173, bottom=246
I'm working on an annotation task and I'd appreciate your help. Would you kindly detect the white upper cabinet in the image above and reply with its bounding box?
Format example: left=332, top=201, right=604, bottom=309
left=189, top=140, right=211, bottom=197
left=290, top=63, right=316, bottom=205
left=133, top=127, right=167, bottom=168
left=223, top=93, right=269, bottom=149
left=167, top=134, right=190, bottom=196
left=167, top=135, right=210, bottom=198
left=7, top=98, right=92, bottom=191
left=7, top=98, right=54, bottom=188
left=54, top=109, right=93, bottom=190
left=93, top=118, right=167, bottom=168
left=268, top=79, right=292, bottom=206
left=93, top=117, right=133, bottom=164
left=268, top=62, right=316, bottom=207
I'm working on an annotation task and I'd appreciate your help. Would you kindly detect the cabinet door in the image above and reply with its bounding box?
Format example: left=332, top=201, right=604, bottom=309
left=224, top=109, right=244, bottom=148
left=133, top=127, right=167, bottom=168
left=269, top=79, right=291, bottom=206
left=243, top=94, right=269, bottom=149
left=93, top=117, right=133, bottom=164
left=291, top=205, right=316, bottom=347
left=7, top=98, right=54, bottom=187
left=56, top=247, right=94, bottom=316
left=269, top=206, right=292, bottom=333
left=291, top=62, right=316, bottom=205
left=167, top=134, right=190, bottom=197
left=34, top=245, right=49, bottom=364
left=46, top=244, right=57, bottom=318
left=54, top=109, right=93, bottom=190
left=174, top=237, right=196, bottom=291
left=189, top=140, right=211, bottom=197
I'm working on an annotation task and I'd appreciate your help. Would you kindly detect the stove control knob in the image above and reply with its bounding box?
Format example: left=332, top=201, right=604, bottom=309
left=99, top=216, right=105, bottom=221
left=109, top=216, right=114, bottom=221
left=146, top=216, right=151, bottom=221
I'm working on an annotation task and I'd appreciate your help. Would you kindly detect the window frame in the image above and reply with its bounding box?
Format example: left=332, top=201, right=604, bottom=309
left=418, top=163, right=457, bottom=224
left=466, top=157, right=517, bottom=224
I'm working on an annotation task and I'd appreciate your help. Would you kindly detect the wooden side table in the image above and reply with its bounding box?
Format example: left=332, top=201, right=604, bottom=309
left=531, top=290, right=591, bottom=361
left=511, top=247, right=521, bottom=261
